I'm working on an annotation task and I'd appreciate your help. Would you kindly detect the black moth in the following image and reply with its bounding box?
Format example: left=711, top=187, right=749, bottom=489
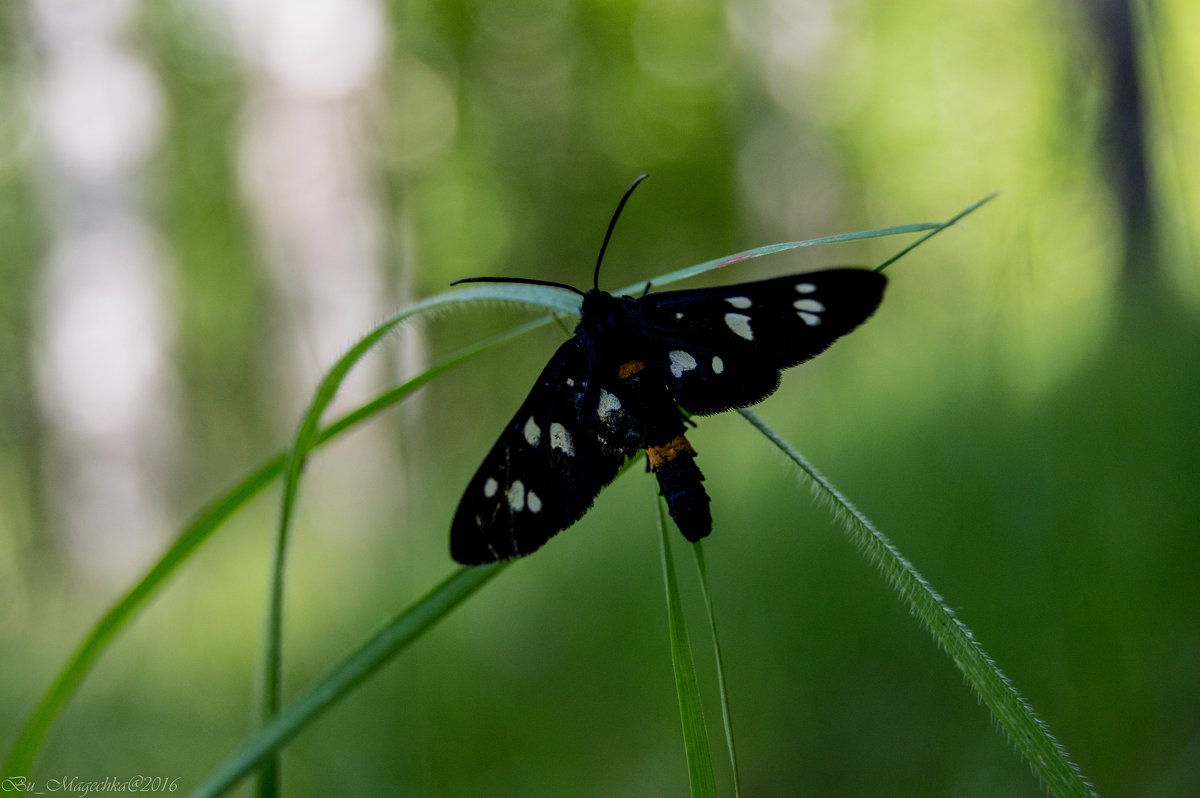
left=451, top=176, right=886, bottom=565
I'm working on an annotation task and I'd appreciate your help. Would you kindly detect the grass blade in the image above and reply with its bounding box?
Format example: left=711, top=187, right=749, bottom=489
left=194, top=564, right=507, bottom=798
left=658, top=499, right=718, bottom=798
left=254, top=287, right=579, bottom=795
left=738, top=408, right=1097, bottom=798
left=621, top=222, right=940, bottom=295
left=2, top=314, right=550, bottom=779
left=1, top=458, right=281, bottom=779
left=691, top=543, right=741, bottom=798
left=874, top=193, right=998, bottom=272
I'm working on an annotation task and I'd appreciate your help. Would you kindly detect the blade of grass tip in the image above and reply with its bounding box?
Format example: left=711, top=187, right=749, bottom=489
left=622, top=222, right=941, bottom=294
left=255, top=285, right=580, bottom=796
left=874, top=193, right=999, bottom=273
left=658, top=498, right=718, bottom=798
left=2, top=294, right=562, bottom=780
left=194, top=563, right=507, bottom=798
left=691, top=543, right=742, bottom=798
left=737, top=408, right=1097, bottom=798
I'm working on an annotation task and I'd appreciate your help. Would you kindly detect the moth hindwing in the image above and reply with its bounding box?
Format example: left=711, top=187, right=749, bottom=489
left=450, top=268, right=887, bottom=565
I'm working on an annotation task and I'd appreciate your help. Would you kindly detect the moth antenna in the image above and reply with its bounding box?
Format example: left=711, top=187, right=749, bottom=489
left=450, top=276, right=586, bottom=296
left=452, top=174, right=649, bottom=295
left=593, top=173, right=649, bottom=291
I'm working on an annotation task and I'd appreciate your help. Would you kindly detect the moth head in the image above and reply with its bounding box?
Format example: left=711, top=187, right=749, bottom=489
left=579, top=287, right=638, bottom=333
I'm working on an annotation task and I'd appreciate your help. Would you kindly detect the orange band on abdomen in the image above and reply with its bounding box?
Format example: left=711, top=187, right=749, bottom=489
left=646, top=434, right=697, bottom=470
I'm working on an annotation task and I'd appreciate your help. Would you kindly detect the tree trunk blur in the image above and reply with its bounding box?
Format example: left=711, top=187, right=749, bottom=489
left=1091, top=0, right=1156, bottom=295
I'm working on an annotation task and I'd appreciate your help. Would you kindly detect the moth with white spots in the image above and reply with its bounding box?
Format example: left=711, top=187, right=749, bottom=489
left=449, top=176, right=886, bottom=564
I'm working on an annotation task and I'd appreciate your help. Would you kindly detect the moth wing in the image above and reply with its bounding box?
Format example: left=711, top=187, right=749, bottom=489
left=450, top=336, right=640, bottom=565
left=637, top=268, right=886, bottom=415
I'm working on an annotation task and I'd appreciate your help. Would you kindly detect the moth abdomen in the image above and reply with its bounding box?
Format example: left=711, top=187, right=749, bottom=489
left=647, top=435, right=712, bottom=543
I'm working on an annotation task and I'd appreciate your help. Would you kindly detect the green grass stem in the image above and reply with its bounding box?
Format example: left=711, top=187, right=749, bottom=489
left=195, top=564, right=507, bottom=798
left=737, top=408, right=1097, bottom=798
left=691, top=543, right=742, bottom=797
left=658, top=499, right=718, bottom=798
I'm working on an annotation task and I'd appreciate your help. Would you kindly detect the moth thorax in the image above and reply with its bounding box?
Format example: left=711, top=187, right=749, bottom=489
left=580, top=289, right=639, bottom=338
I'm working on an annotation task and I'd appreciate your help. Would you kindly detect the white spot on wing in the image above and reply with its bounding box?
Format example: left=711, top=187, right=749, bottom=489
left=506, top=480, right=525, bottom=512
left=725, top=296, right=752, bottom=309
left=675, top=312, right=684, bottom=320
left=793, top=298, right=825, bottom=312
left=523, top=416, right=541, bottom=446
left=795, top=282, right=816, bottom=293
left=483, top=478, right=498, bottom=498
left=566, top=377, right=575, bottom=386
left=669, top=349, right=698, bottom=378
left=597, top=389, right=622, bottom=420
left=549, top=422, right=574, bottom=455
left=527, top=490, right=542, bottom=513
left=711, top=355, right=724, bottom=374
left=724, top=312, right=754, bottom=341
left=798, top=311, right=822, bottom=326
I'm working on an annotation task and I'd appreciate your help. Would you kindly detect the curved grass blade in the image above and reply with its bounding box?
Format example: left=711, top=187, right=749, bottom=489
left=737, top=408, right=1097, bottom=798
left=2, top=308, right=555, bottom=779
left=1, top=456, right=281, bottom=780
left=256, top=285, right=581, bottom=795
left=691, top=543, right=741, bottom=798
left=194, top=563, right=507, bottom=798
left=658, top=499, right=718, bottom=798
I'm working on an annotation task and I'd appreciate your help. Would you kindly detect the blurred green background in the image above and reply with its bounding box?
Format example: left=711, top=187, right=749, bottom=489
left=2, top=0, right=1198, bottom=795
